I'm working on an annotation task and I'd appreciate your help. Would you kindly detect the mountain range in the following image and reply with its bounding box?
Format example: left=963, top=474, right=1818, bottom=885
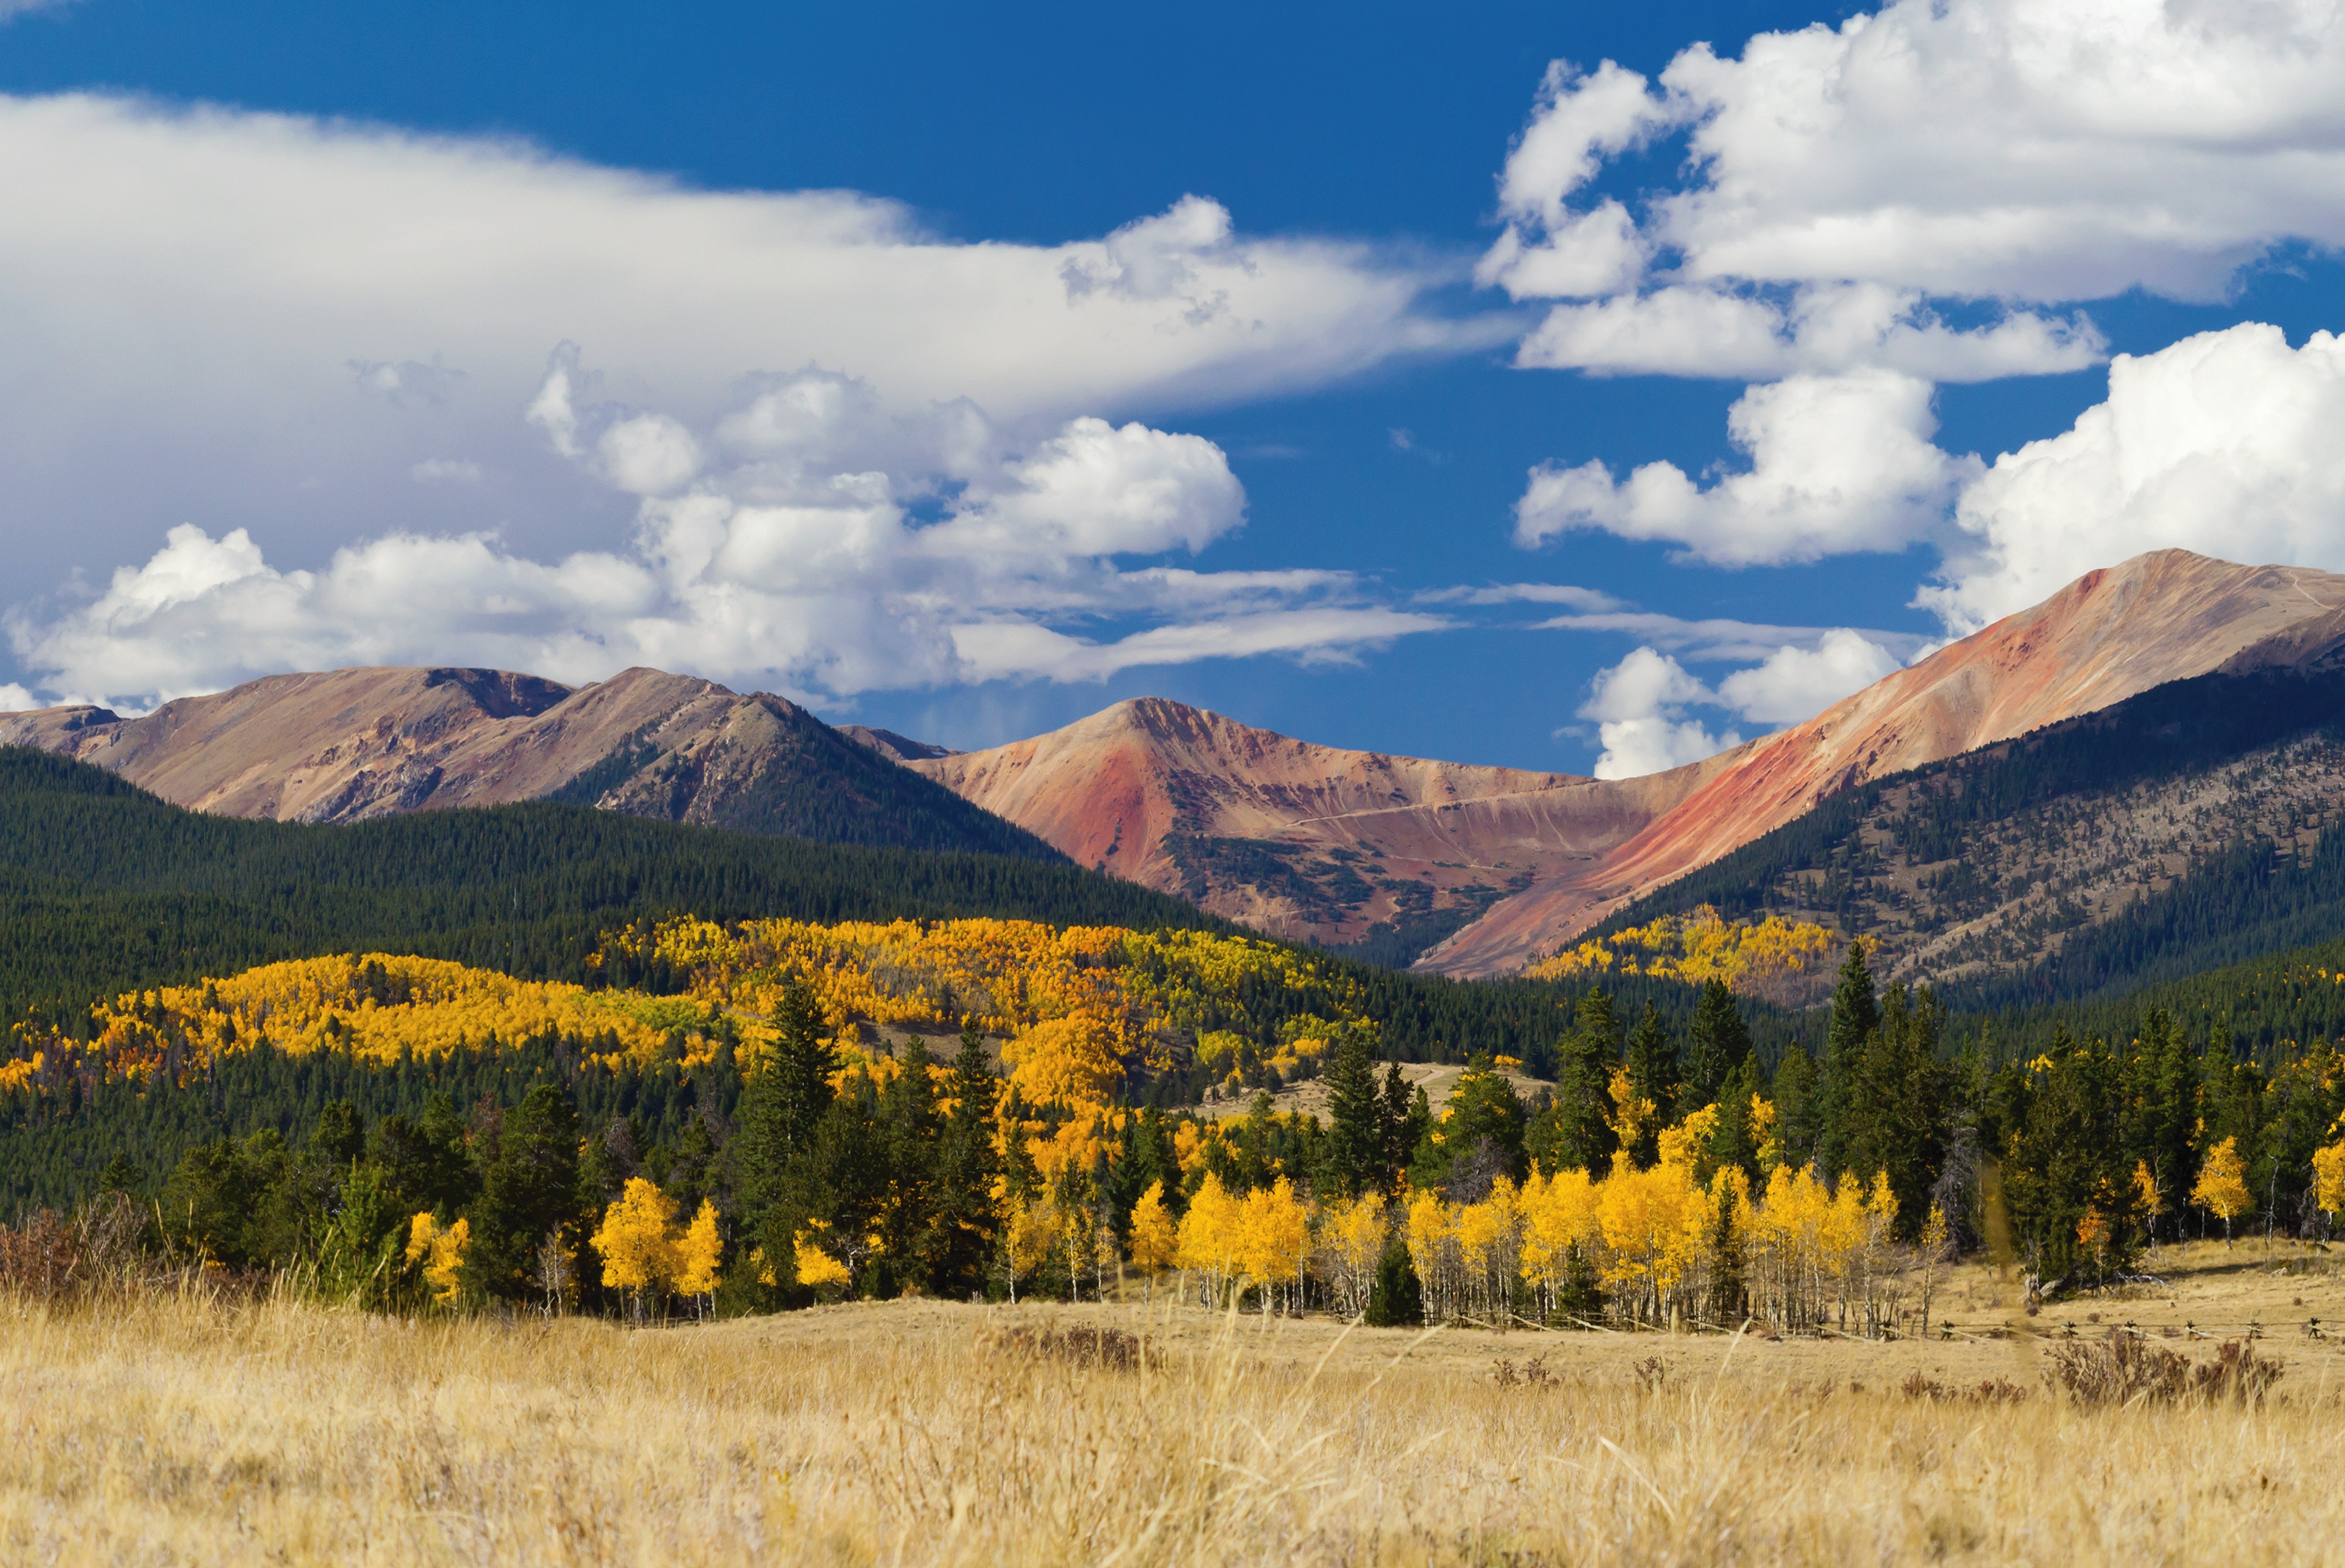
left=9, top=548, right=2345, bottom=990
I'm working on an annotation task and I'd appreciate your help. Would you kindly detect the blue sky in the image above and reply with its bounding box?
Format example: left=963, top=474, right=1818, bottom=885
left=2, top=0, right=2344, bottom=775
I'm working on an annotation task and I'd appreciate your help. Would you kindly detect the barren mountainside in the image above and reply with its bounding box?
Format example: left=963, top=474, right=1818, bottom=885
left=0, top=665, right=1058, bottom=860
left=906, top=696, right=1736, bottom=963
left=905, top=552, right=2345, bottom=974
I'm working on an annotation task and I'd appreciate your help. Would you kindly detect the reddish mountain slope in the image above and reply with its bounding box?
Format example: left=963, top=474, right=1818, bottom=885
left=1423, top=550, right=2345, bottom=974
left=909, top=696, right=1734, bottom=944
left=909, top=552, right=2345, bottom=970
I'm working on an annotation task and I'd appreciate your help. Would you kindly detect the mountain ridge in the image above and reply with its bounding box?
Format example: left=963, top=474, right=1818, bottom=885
left=0, top=664, right=1059, bottom=861
left=902, top=551, right=2345, bottom=974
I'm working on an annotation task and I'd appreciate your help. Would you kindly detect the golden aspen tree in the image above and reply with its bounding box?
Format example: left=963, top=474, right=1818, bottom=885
left=1176, top=1173, right=1242, bottom=1308
left=1406, top=1189, right=1456, bottom=1323
left=1916, top=1203, right=1950, bottom=1338
left=2133, top=1159, right=2164, bottom=1248
left=2313, top=1138, right=2345, bottom=1239
left=405, top=1213, right=468, bottom=1308
left=590, top=1177, right=683, bottom=1320
left=2193, top=1137, right=2252, bottom=1247
left=675, top=1200, right=723, bottom=1314
left=1127, top=1180, right=1177, bottom=1302
left=1318, top=1192, right=1387, bottom=1318
left=1239, top=1177, right=1310, bottom=1316
left=1002, top=1192, right=1057, bottom=1304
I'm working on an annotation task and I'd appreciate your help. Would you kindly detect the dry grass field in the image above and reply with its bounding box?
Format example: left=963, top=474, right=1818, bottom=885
left=5, top=1238, right=2343, bottom=1567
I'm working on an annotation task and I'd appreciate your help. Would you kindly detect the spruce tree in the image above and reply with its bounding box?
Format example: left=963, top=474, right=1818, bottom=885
left=1379, top=1062, right=1419, bottom=1183
left=1363, top=1234, right=1424, bottom=1326
left=1322, top=1026, right=1385, bottom=1199
left=462, top=1082, right=584, bottom=1302
left=731, top=976, right=839, bottom=1224
left=924, top=1021, right=1003, bottom=1298
left=1552, top=988, right=1622, bottom=1173
left=1705, top=1056, right=1764, bottom=1180
left=1624, top=1001, right=1679, bottom=1165
left=1772, top=1045, right=1818, bottom=1171
left=880, top=1037, right=943, bottom=1284
left=1817, top=943, right=1880, bottom=1182
left=1685, top=979, right=1752, bottom=1107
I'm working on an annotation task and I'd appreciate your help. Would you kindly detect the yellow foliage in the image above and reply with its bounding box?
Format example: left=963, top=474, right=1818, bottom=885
left=591, top=1177, right=682, bottom=1296
left=4, top=953, right=720, bottom=1090
left=1237, top=1176, right=1311, bottom=1295
left=2313, top=1139, right=2345, bottom=1217
left=1127, top=1181, right=1178, bottom=1274
left=1524, top=905, right=1837, bottom=997
left=405, top=1213, right=468, bottom=1306
left=1004, top=1013, right=1128, bottom=1108
left=795, top=1234, right=852, bottom=1289
left=676, top=1201, right=723, bottom=1299
left=1654, top=1105, right=1718, bottom=1172
left=2193, top=1137, right=2252, bottom=1225
left=1175, top=1173, right=1244, bottom=1287
left=1003, top=1192, right=1058, bottom=1285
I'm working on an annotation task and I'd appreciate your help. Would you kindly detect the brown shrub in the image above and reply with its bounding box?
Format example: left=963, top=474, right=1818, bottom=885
left=0, top=1194, right=150, bottom=1299
left=1900, top=1372, right=2030, bottom=1405
left=987, top=1323, right=1157, bottom=1372
left=2045, top=1333, right=2280, bottom=1407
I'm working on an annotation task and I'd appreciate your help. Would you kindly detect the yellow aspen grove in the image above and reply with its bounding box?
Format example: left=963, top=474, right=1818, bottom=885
left=1406, top=1188, right=1459, bottom=1323
left=2194, top=1137, right=2252, bottom=1246
left=591, top=1178, right=684, bottom=1318
left=1453, top=1177, right=1521, bottom=1325
left=675, top=1200, right=723, bottom=1312
left=1002, top=1192, right=1057, bottom=1303
left=1127, top=1180, right=1177, bottom=1302
left=405, top=1213, right=468, bottom=1307
left=1174, top=1173, right=1243, bottom=1308
left=1239, top=1177, right=1310, bottom=1315
left=1316, top=1192, right=1387, bottom=1319
left=1518, top=1166, right=1600, bottom=1321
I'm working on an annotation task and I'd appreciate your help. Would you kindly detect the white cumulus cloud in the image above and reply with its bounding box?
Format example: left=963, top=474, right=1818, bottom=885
left=1926, top=322, right=2345, bottom=630
left=1493, top=0, right=2345, bottom=310
left=1715, top=628, right=1908, bottom=723
left=1516, top=370, right=1980, bottom=567
left=1576, top=647, right=1743, bottom=780
left=9, top=364, right=1448, bottom=708
left=0, top=92, right=1496, bottom=638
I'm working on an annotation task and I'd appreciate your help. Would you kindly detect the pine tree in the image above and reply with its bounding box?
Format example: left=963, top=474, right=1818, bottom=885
left=1817, top=943, right=1880, bottom=1182
left=880, top=1036, right=943, bottom=1285
left=1684, top=979, right=1752, bottom=1107
left=1381, top=1063, right=1424, bottom=1183
left=1624, top=1001, right=1679, bottom=1165
left=924, top=1021, right=1002, bottom=1298
left=1549, top=988, right=1621, bottom=1173
left=463, top=1082, right=584, bottom=1302
left=1363, top=1234, right=1424, bottom=1326
left=1845, top=985, right=1947, bottom=1235
left=1706, top=1056, right=1763, bottom=1180
left=731, top=976, right=839, bottom=1225
left=1322, top=1025, right=1385, bottom=1199
left=1772, top=1046, right=1818, bottom=1171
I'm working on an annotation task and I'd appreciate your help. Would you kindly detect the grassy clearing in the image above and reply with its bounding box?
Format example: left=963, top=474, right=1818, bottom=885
left=5, top=1240, right=2343, bottom=1566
